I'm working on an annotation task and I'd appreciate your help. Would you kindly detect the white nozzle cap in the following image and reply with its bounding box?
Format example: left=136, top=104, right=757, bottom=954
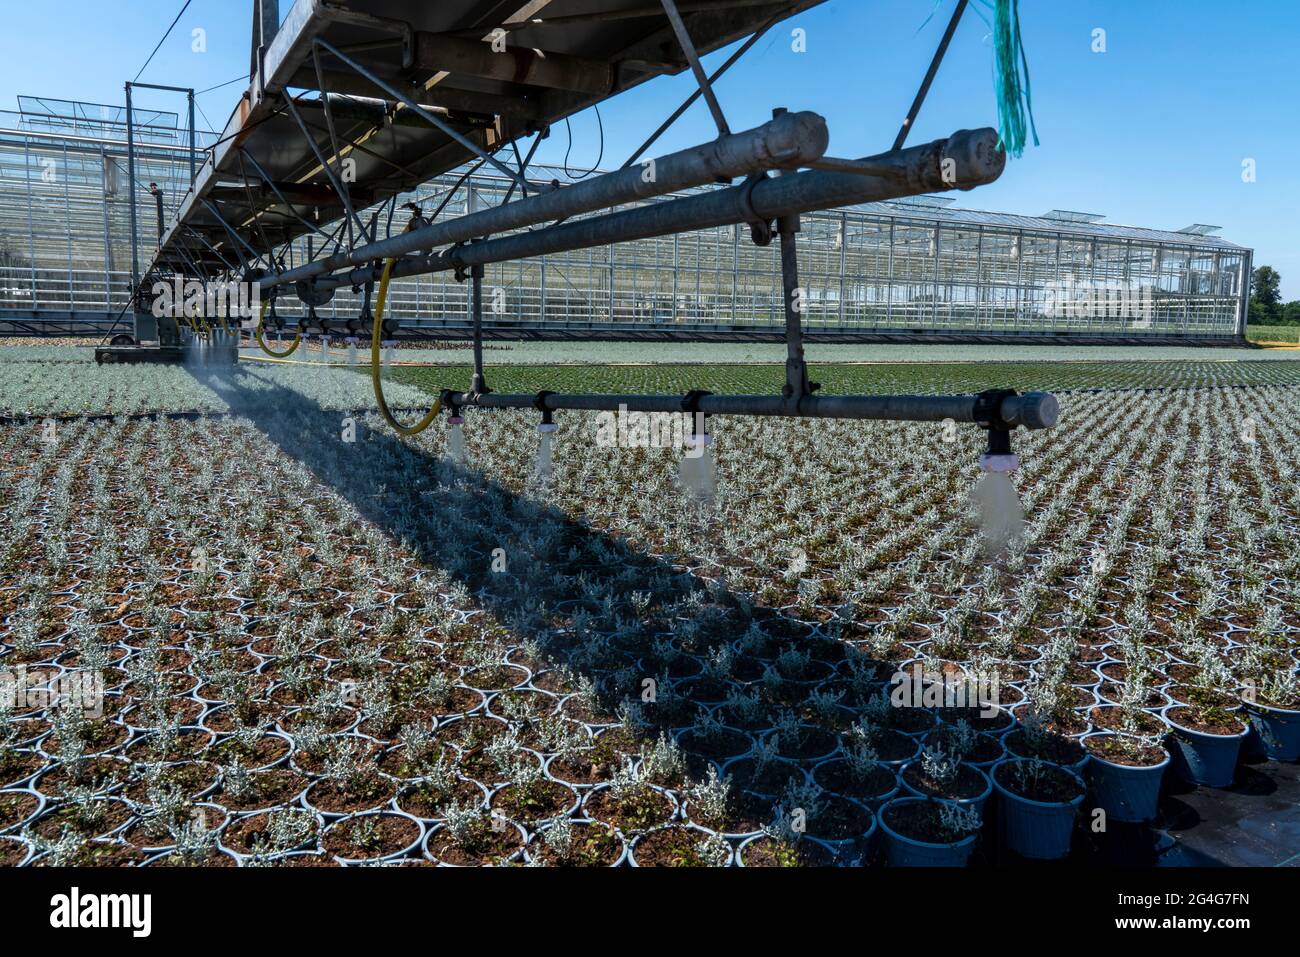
left=979, top=453, right=1020, bottom=473
left=684, top=434, right=712, bottom=448
left=538, top=423, right=558, bottom=433
left=448, top=415, right=464, bottom=425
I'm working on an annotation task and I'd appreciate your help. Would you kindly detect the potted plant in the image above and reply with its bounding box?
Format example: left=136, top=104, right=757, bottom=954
left=580, top=759, right=677, bottom=834
left=1162, top=701, right=1247, bottom=788
left=527, top=817, right=626, bottom=867
left=1240, top=670, right=1300, bottom=762
left=877, top=796, right=981, bottom=867
left=629, top=823, right=732, bottom=867
left=1081, top=732, right=1169, bottom=823
left=991, top=758, right=1085, bottom=860
left=321, top=811, right=423, bottom=863
left=422, top=802, right=526, bottom=866
left=900, top=746, right=991, bottom=814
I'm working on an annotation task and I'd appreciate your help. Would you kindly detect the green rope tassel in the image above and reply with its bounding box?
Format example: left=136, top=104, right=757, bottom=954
left=987, top=0, right=1039, bottom=158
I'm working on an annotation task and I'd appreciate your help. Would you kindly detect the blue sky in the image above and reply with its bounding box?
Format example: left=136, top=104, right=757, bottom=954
left=3, top=0, right=1296, bottom=296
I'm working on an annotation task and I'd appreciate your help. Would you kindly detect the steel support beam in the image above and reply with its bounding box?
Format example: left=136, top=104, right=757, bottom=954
left=262, top=109, right=831, bottom=289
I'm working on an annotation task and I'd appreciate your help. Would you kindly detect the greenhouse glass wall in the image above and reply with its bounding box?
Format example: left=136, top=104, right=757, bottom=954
left=0, top=97, right=1251, bottom=341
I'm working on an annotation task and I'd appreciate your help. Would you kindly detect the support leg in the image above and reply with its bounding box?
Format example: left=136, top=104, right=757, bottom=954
left=470, top=264, right=488, bottom=394
left=778, top=212, right=814, bottom=405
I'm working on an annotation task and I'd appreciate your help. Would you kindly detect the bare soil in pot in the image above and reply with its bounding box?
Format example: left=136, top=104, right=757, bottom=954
left=678, top=727, right=752, bottom=763
left=0, top=790, right=40, bottom=829
left=1165, top=705, right=1246, bottom=736
left=222, top=809, right=320, bottom=855
left=424, top=818, right=523, bottom=865
left=33, top=841, right=146, bottom=867
left=902, top=762, right=986, bottom=802
left=812, top=761, right=896, bottom=802
left=1083, top=735, right=1166, bottom=767
left=530, top=820, right=624, bottom=866
left=0, top=751, right=43, bottom=788
left=724, top=754, right=805, bottom=796
left=994, top=761, right=1083, bottom=803
left=584, top=784, right=675, bottom=833
left=215, top=769, right=308, bottom=812
left=1169, top=685, right=1239, bottom=711
left=1003, top=728, right=1085, bottom=766
left=121, top=761, right=218, bottom=802
left=807, top=794, right=873, bottom=841
left=322, top=813, right=420, bottom=859
left=30, top=798, right=132, bottom=840
left=491, top=778, right=577, bottom=822
left=304, top=773, right=398, bottom=815
left=395, top=777, right=485, bottom=819
left=633, top=825, right=726, bottom=866
left=0, top=838, right=30, bottom=866
left=208, top=733, right=291, bottom=769
left=740, top=834, right=833, bottom=867
left=1089, top=706, right=1164, bottom=736
left=684, top=787, right=770, bottom=835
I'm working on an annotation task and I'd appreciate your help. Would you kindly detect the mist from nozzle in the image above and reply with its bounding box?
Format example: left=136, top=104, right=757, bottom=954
left=533, top=430, right=554, bottom=484
left=678, top=441, right=716, bottom=505
left=446, top=421, right=466, bottom=466
left=974, top=469, right=1025, bottom=556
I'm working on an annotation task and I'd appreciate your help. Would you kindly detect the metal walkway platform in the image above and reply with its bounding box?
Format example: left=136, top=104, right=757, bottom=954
left=149, top=0, right=825, bottom=281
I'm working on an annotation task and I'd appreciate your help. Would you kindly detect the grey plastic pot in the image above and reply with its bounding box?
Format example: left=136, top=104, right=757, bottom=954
left=991, top=759, right=1085, bottom=860
left=1241, top=700, right=1300, bottom=762
left=528, top=817, right=629, bottom=867
left=420, top=818, right=528, bottom=867
left=877, top=797, right=978, bottom=867
left=142, top=845, right=242, bottom=866
left=324, top=810, right=425, bottom=865
left=628, top=822, right=734, bottom=867
left=217, top=806, right=326, bottom=862
left=899, top=761, right=992, bottom=816
left=1162, top=705, right=1247, bottom=788
left=1080, top=733, right=1169, bottom=824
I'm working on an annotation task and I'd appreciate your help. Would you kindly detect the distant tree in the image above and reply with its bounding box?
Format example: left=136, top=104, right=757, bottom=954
left=1282, top=301, right=1300, bottom=326
left=1249, top=265, right=1283, bottom=325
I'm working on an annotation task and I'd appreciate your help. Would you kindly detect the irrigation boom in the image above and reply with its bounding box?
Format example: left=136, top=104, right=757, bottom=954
left=103, top=0, right=1057, bottom=476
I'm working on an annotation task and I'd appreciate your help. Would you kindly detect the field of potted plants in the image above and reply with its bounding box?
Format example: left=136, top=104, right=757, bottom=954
left=1, top=355, right=1297, bottom=866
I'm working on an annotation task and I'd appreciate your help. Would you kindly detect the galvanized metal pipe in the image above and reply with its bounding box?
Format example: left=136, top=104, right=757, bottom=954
left=260, top=110, right=830, bottom=290
left=446, top=389, right=1059, bottom=430
left=315, top=127, right=1004, bottom=291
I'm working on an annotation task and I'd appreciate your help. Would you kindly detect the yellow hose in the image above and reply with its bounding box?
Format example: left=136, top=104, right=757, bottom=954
left=371, top=258, right=441, bottom=434
left=182, top=307, right=206, bottom=341
left=255, top=297, right=301, bottom=358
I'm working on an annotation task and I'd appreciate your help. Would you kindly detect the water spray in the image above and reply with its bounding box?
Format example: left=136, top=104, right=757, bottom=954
left=973, top=389, right=1030, bottom=555
left=444, top=394, right=468, bottom=466
left=533, top=393, right=556, bottom=484
left=678, top=393, right=717, bottom=505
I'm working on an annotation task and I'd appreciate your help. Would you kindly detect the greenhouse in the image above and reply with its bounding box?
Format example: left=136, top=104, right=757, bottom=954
left=0, top=95, right=1250, bottom=342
